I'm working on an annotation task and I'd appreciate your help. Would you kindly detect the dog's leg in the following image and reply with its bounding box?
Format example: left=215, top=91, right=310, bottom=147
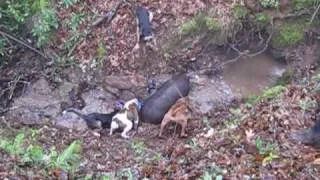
left=109, top=121, right=119, bottom=136
left=148, top=11, right=153, bottom=22
left=159, top=116, right=170, bottom=137
left=134, top=116, right=139, bottom=131
left=121, top=120, right=133, bottom=139
left=180, top=119, right=188, bottom=137
left=133, top=18, right=140, bottom=51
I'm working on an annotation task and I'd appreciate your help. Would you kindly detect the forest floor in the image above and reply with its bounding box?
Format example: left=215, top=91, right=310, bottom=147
left=1, top=0, right=320, bottom=179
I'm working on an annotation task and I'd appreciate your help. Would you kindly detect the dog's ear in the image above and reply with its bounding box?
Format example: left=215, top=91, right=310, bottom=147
left=128, top=103, right=136, bottom=112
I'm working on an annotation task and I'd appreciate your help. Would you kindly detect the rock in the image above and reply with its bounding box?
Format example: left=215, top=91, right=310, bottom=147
left=8, top=78, right=62, bottom=125
left=189, top=75, right=233, bottom=113
left=54, top=113, right=87, bottom=131
left=268, top=47, right=286, bottom=61
left=103, top=75, right=146, bottom=90
left=119, top=90, right=136, bottom=101
left=81, top=89, right=115, bottom=114
left=55, top=89, right=116, bottom=130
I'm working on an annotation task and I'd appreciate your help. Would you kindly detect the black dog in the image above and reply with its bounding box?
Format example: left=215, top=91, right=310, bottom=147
left=136, top=6, right=153, bottom=41
left=63, top=108, right=120, bottom=129
left=133, top=6, right=156, bottom=50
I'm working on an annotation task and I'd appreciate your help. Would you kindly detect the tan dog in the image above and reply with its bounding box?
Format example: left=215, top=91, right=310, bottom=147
left=159, top=97, right=191, bottom=137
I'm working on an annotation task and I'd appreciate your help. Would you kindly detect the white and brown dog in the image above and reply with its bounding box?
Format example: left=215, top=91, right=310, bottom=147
left=109, top=98, right=142, bottom=139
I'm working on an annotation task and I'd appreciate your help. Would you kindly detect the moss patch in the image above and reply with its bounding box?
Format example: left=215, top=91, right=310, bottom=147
left=293, top=0, right=319, bottom=10
left=259, top=0, right=280, bottom=9
left=180, top=12, right=219, bottom=35
left=272, top=23, right=305, bottom=48
left=255, top=13, right=270, bottom=26
left=180, top=19, right=198, bottom=35
left=232, top=5, right=248, bottom=19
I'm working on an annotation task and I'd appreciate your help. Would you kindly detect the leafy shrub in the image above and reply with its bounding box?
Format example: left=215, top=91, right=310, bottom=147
left=259, top=0, right=280, bottom=8
left=293, top=0, right=320, bottom=10
left=180, top=19, right=198, bottom=34
left=255, top=13, right=270, bottom=27
left=59, top=0, right=78, bottom=8
left=272, top=23, right=305, bottom=48
left=49, top=140, right=82, bottom=172
left=0, top=0, right=32, bottom=32
left=180, top=13, right=219, bottom=35
left=245, top=85, right=286, bottom=105
left=32, top=8, right=58, bottom=47
left=65, top=12, right=85, bottom=32
left=0, top=132, right=25, bottom=156
left=232, top=5, right=248, bottom=19
left=0, top=130, right=82, bottom=174
left=204, top=16, right=219, bottom=31
left=255, top=137, right=279, bottom=166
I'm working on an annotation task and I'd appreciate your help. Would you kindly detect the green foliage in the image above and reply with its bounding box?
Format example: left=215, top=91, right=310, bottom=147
left=59, top=0, right=78, bottom=8
left=232, top=5, right=248, bottom=19
left=293, top=0, right=320, bottom=10
left=255, top=137, right=279, bottom=166
left=22, top=145, right=45, bottom=163
left=101, top=175, right=111, bottom=180
left=259, top=0, right=280, bottom=8
left=49, top=140, right=82, bottom=172
left=30, top=0, right=49, bottom=13
left=180, top=19, right=198, bottom=34
left=0, top=0, right=32, bottom=32
left=275, top=68, right=294, bottom=86
left=246, top=85, right=286, bottom=105
left=180, top=12, right=219, bottom=35
left=0, top=130, right=82, bottom=174
left=0, top=132, right=25, bottom=156
left=199, top=166, right=223, bottom=180
left=32, top=8, right=58, bottom=47
left=204, top=16, right=219, bottom=31
left=131, top=140, right=146, bottom=156
left=255, top=13, right=270, bottom=27
left=261, top=85, right=286, bottom=99
left=97, top=43, right=106, bottom=57
left=272, top=23, right=305, bottom=48
left=65, top=12, right=85, bottom=32
left=0, top=38, right=6, bottom=66
left=299, top=99, right=318, bottom=115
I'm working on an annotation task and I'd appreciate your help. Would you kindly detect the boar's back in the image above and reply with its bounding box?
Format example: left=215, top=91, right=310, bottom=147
left=141, top=74, right=190, bottom=124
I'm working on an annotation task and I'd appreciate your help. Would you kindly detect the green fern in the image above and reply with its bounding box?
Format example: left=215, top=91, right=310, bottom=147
left=0, top=132, right=25, bottom=156
left=59, top=0, right=78, bottom=8
left=32, top=8, right=58, bottom=47
left=30, top=0, right=49, bottom=12
left=51, top=140, right=82, bottom=172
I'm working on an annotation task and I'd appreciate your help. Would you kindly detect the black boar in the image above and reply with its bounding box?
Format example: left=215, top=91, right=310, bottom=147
left=141, top=73, right=190, bottom=124
left=291, top=119, right=320, bottom=149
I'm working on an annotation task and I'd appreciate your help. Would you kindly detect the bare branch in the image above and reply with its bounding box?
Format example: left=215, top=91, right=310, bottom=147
left=310, top=4, right=320, bottom=25
left=0, top=30, right=49, bottom=60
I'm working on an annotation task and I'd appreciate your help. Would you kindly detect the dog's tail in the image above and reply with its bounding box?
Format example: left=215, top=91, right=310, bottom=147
left=63, top=108, right=86, bottom=120
left=63, top=108, right=102, bottom=129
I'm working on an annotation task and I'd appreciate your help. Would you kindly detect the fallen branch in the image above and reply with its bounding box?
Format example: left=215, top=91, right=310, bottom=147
left=310, top=4, right=320, bottom=25
left=0, top=30, right=49, bottom=60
